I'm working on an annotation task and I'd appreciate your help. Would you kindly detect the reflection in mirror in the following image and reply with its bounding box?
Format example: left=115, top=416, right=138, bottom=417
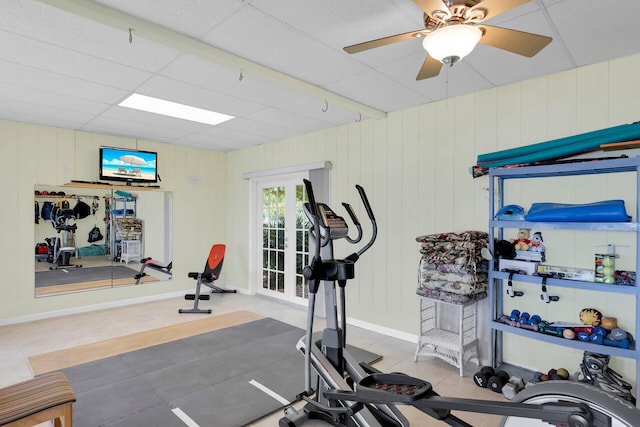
left=34, top=184, right=172, bottom=297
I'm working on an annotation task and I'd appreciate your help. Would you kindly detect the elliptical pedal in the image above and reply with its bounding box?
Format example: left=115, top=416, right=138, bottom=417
left=357, top=373, right=432, bottom=403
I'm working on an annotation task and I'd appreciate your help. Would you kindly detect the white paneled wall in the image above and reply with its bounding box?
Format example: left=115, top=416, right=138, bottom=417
left=1, top=52, right=640, bottom=385
left=0, top=122, right=227, bottom=320
left=227, top=53, right=640, bottom=383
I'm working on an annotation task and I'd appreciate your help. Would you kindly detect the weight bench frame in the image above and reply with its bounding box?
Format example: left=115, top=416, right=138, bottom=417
left=134, top=258, right=172, bottom=285
left=179, top=244, right=236, bottom=314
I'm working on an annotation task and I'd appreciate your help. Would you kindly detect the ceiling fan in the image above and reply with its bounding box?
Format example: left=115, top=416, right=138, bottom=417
left=343, top=0, right=552, bottom=80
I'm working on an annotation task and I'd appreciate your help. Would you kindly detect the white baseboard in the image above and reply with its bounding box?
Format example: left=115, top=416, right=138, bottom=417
left=346, top=316, right=419, bottom=344
left=0, top=291, right=186, bottom=326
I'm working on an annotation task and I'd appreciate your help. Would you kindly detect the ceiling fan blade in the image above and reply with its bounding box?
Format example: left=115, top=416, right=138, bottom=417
left=416, top=55, right=442, bottom=80
left=468, top=0, right=532, bottom=21
left=478, top=25, right=552, bottom=57
left=344, top=30, right=426, bottom=54
left=412, top=0, right=450, bottom=18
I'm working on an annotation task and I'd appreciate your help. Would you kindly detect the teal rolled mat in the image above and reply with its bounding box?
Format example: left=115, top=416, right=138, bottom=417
left=477, top=122, right=640, bottom=169
left=477, top=122, right=640, bottom=165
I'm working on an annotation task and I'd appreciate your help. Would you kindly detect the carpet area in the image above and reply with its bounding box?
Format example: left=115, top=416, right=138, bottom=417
left=55, top=317, right=381, bottom=427
left=35, top=265, right=137, bottom=288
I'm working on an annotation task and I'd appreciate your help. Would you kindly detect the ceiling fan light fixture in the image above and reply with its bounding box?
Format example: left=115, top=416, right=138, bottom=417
left=422, top=25, right=482, bottom=65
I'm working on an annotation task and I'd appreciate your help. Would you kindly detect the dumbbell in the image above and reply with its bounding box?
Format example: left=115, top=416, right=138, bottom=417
left=590, top=334, right=630, bottom=349
left=517, top=312, right=530, bottom=324
left=473, top=367, right=495, bottom=388
left=502, top=376, right=525, bottom=400
left=488, top=370, right=511, bottom=393
left=528, top=315, right=542, bottom=325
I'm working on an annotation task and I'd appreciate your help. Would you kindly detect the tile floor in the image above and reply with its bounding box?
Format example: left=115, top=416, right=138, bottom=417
left=0, top=292, right=505, bottom=426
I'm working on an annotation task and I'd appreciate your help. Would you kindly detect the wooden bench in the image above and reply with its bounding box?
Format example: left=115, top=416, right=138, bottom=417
left=0, top=372, right=76, bottom=427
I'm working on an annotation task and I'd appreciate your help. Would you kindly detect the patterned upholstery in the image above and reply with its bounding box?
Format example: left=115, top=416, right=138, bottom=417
left=0, top=372, right=76, bottom=426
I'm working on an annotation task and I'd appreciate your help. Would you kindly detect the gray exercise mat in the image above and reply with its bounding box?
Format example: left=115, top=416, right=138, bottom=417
left=59, top=318, right=381, bottom=427
left=35, top=265, right=136, bottom=287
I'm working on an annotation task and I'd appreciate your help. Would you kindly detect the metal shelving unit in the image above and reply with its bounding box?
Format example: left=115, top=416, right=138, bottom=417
left=488, top=156, right=640, bottom=404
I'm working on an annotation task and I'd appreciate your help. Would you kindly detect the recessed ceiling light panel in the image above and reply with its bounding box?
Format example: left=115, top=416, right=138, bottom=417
left=119, top=93, right=234, bottom=126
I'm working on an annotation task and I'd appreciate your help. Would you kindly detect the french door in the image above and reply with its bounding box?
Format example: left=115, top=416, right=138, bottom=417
left=256, top=175, right=310, bottom=304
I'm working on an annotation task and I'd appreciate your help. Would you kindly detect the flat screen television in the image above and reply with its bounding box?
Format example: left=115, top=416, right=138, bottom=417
left=99, top=146, right=158, bottom=184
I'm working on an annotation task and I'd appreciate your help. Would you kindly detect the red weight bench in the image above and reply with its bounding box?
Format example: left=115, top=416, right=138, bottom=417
left=134, top=258, right=172, bottom=285
left=179, top=244, right=236, bottom=314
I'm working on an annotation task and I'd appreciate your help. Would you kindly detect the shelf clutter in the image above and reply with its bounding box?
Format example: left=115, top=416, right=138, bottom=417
left=414, top=231, right=489, bottom=376
left=488, top=156, right=640, bottom=406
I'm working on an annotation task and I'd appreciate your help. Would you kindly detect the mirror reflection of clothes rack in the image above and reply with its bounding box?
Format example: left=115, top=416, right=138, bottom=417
left=34, top=184, right=172, bottom=297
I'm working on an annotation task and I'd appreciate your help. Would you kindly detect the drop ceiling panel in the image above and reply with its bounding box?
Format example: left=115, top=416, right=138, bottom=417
left=545, top=0, right=640, bottom=66
left=196, top=124, right=274, bottom=147
left=245, top=107, right=333, bottom=134
left=2, top=0, right=640, bottom=151
left=95, top=0, right=245, bottom=39
left=1, top=32, right=153, bottom=91
left=84, top=115, right=198, bottom=143
left=134, top=75, right=267, bottom=117
left=0, top=60, right=129, bottom=105
left=159, top=56, right=299, bottom=107
left=0, top=95, right=97, bottom=129
left=200, top=5, right=368, bottom=85
left=250, top=0, right=423, bottom=53
left=278, top=96, right=361, bottom=127
left=468, top=42, right=573, bottom=88
left=328, top=70, right=430, bottom=112
left=3, top=0, right=182, bottom=72
left=220, top=117, right=301, bottom=141
left=0, top=81, right=109, bottom=118
left=98, top=105, right=214, bottom=135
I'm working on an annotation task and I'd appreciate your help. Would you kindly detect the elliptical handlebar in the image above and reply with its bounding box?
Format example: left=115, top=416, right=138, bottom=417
left=352, top=185, right=377, bottom=260
left=302, top=179, right=322, bottom=263
left=341, top=202, right=363, bottom=244
left=355, top=184, right=375, bottom=222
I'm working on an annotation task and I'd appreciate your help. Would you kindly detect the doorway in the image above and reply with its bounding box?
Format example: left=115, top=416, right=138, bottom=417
left=256, top=174, right=310, bottom=304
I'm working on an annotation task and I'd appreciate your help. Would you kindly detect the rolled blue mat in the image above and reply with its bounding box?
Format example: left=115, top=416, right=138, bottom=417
left=477, top=122, right=640, bottom=164
left=478, top=123, right=640, bottom=169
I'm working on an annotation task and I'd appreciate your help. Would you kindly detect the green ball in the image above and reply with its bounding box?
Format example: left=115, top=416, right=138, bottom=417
left=602, top=267, right=614, bottom=276
left=604, top=276, right=615, bottom=284
left=602, top=257, right=614, bottom=267
left=556, top=368, right=570, bottom=379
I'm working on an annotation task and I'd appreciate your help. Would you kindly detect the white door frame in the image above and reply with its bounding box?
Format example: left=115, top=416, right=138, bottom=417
left=251, top=172, right=308, bottom=304
left=245, top=162, right=331, bottom=306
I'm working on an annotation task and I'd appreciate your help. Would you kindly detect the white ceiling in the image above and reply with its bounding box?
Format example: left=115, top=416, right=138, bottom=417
left=1, top=0, right=640, bottom=152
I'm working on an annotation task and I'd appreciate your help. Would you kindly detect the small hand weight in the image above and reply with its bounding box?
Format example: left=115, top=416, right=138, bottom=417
left=488, top=370, right=510, bottom=393
left=473, top=366, right=495, bottom=388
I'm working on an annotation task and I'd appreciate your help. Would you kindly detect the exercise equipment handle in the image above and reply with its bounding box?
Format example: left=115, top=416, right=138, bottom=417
left=341, top=202, right=360, bottom=226
left=354, top=185, right=377, bottom=259
left=356, top=184, right=375, bottom=222
left=303, top=179, right=319, bottom=219
left=301, top=179, right=325, bottom=297
left=341, top=202, right=363, bottom=244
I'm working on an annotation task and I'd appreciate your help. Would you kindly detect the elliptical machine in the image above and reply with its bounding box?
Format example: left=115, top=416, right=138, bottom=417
left=280, top=179, right=640, bottom=427
left=47, top=207, right=82, bottom=270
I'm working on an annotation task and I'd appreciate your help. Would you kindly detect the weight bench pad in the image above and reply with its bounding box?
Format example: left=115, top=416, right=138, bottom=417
left=0, top=372, right=76, bottom=426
